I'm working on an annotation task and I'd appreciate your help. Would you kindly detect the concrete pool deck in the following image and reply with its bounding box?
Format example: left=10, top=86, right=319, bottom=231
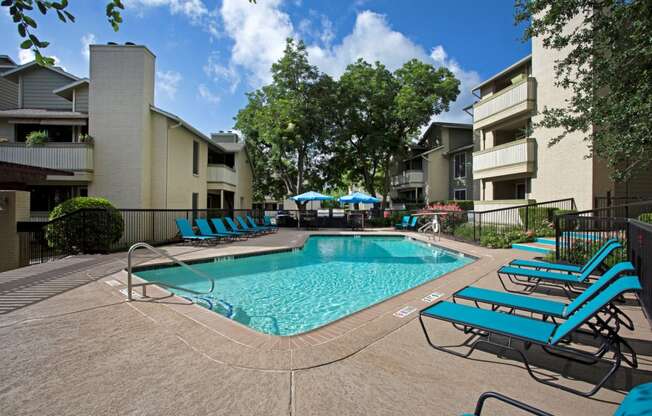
left=1, top=229, right=651, bottom=415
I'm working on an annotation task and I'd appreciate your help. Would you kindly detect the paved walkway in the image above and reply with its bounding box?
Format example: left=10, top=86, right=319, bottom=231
left=1, top=230, right=651, bottom=415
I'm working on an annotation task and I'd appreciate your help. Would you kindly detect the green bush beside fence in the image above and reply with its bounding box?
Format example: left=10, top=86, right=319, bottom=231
left=46, top=197, right=124, bottom=253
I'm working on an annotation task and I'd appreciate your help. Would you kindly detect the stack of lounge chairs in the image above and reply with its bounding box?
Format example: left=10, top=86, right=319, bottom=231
left=419, top=239, right=643, bottom=398
left=174, top=214, right=278, bottom=245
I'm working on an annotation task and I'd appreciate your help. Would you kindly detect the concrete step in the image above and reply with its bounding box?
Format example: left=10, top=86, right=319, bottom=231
left=511, top=242, right=554, bottom=254
left=535, top=237, right=556, bottom=246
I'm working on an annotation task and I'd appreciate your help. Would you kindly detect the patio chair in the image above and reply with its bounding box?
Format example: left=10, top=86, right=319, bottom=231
left=263, top=216, right=279, bottom=230
left=509, top=238, right=620, bottom=273
left=246, top=214, right=276, bottom=233
left=453, top=261, right=636, bottom=331
left=395, top=215, right=410, bottom=229
left=464, top=381, right=652, bottom=415
left=212, top=218, right=248, bottom=239
left=195, top=219, right=236, bottom=241
left=175, top=218, right=218, bottom=245
left=236, top=215, right=266, bottom=235
left=496, top=242, right=623, bottom=297
left=224, top=216, right=260, bottom=236
left=419, top=276, right=641, bottom=397
left=405, top=215, right=419, bottom=230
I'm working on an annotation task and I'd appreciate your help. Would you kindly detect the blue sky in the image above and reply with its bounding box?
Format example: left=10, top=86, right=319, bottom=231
left=0, top=1, right=530, bottom=135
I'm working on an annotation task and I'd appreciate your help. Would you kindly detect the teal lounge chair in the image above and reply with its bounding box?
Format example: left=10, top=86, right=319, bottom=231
left=236, top=215, right=265, bottom=235
left=395, top=215, right=410, bottom=229
left=224, top=216, right=259, bottom=236
left=464, top=382, right=652, bottom=415
left=246, top=214, right=275, bottom=233
left=453, top=261, right=636, bottom=331
left=420, top=276, right=641, bottom=397
left=175, top=218, right=217, bottom=245
left=405, top=215, right=419, bottom=230
left=497, top=241, right=622, bottom=296
left=211, top=218, right=247, bottom=239
left=195, top=219, right=234, bottom=241
left=263, top=216, right=279, bottom=230
left=509, top=238, right=619, bottom=273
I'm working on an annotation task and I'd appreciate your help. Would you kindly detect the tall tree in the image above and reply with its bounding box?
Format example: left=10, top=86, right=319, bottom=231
left=515, top=0, right=652, bottom=182
left=235, top=39, right=339, bottom=204
left=335, top=59, right=460, bottom=205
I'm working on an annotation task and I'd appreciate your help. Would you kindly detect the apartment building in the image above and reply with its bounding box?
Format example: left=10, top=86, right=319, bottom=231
left=471, top=27, right=652, bottom=211
left=0, top=45, right=253, bottom=217
left=390, top=121, right=474, bottom=207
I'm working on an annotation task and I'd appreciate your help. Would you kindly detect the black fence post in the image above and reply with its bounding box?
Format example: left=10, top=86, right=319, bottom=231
left=524, top=205, right=529, bottom=231
left=554, top=215, right=560, bottom=261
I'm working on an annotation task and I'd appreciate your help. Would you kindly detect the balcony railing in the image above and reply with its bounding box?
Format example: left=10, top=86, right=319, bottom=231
left=391, top=170, right=424, bottom=187
left=472, top=138, right=536, bottom=179
left=207, top=164, right=237, bottom=186
left=473, top=78, right=536, bottom=128
left=0, top=142, right=93, bottom=172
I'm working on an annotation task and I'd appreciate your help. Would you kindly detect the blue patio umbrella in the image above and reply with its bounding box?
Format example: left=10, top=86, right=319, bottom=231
left=338, top=192, right=381, bottom=204
left=291, top=191, right=334, bottom=202
left=291, top=191, right=333, bottom=228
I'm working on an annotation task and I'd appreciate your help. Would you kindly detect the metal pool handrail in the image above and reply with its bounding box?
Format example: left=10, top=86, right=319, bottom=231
left=126, top=242, right=216, bottom=301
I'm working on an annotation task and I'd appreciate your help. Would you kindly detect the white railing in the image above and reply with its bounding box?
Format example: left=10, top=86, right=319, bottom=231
left=392, top=170, right=424, bottom=187
left=0, top=142, right=93, bottom=171
left=474, top=78, right=534, bottom=122
left=473, top=138, right=535, bottom=173
left=207, top=164, right=237, bottom=185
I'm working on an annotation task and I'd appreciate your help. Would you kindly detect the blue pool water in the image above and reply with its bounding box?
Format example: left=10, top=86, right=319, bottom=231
left=136, top=236, right=472, bottom=336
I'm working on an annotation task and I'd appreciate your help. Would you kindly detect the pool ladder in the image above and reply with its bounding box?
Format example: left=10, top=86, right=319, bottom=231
left=126, top=243, right=234, bottom=317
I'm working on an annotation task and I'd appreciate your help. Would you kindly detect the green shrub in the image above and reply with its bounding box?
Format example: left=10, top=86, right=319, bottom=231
left=452, top=223, right=475, bottom=241
left=518, top=206, right=559, bottom=230
left=552, top=239, right=624, bottom=268
left=480, top=229, right=534, bottom=249
left=46, top=197, right=124, bottom=253
left=26, top=130, right=47, bottom=146
left=638, top=212, right=652, bottom=224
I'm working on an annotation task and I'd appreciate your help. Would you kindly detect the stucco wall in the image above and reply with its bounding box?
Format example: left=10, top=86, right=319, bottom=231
left=164, top=125, right=208, bottom=209
left=88, top=45, right=155, bottom=208
left=425, top=147, right=448, bottom=202
left=233, top=149, right=253, bottom=209
left=529, top=16, right=603, bottom=210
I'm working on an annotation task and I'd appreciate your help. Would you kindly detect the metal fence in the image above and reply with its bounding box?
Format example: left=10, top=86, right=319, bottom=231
left=594, top=195, right=645, bottom=210
left=435, top=198, right=576, bottom=243
left=629, top=219, right=652, bottom=324
left=16, top=207, right=414, bottom=265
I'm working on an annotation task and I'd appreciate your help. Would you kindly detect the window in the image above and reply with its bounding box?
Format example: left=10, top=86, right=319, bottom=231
left=453, top=189, right=467, bottom=201
left=207, top=151, right=235, bottom=168
left=454, top=153, right=466, bottom=178
left=192, top=141, right=199, bottom=175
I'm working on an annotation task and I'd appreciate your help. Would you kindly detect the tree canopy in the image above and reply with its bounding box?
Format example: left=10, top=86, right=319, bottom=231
left=236, top=38, right=460, bottom=206
left=515, top=0, right=652, bottom=182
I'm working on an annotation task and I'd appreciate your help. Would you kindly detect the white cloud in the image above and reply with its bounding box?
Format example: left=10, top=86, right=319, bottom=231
left=216, top=3, right=477, bottom=123
left=129, top=0, right=208, bottom=19
left=80, top=33, right=96, bottom=61
left=204, top=54, right=241, bottom=93
left=220, top=0, right=294, bottom=87
left=197, top=83, right=220, bottom=103
left=17, top=48, right=65, bottom=70
left=18, top=49, right=34, bottom=64
left=156, top=70, right=182, bottom=99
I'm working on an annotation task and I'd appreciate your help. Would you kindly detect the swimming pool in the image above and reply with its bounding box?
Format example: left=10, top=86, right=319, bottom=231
left=135, top=236, right=473, bottom=336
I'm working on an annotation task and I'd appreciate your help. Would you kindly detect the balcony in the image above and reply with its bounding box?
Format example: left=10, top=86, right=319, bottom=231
left=207, top=164, right=237, bottom=188
left=473, top=78, right=536, bottom=129
left=472, top=138, right=536, bottom=180
left=0, top=142, right=93, bottom=177
left=391, top=170, right=424, bottom=188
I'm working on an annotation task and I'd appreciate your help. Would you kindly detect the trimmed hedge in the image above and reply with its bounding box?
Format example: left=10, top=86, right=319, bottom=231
left=46, top=197, right=124, bottom=253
